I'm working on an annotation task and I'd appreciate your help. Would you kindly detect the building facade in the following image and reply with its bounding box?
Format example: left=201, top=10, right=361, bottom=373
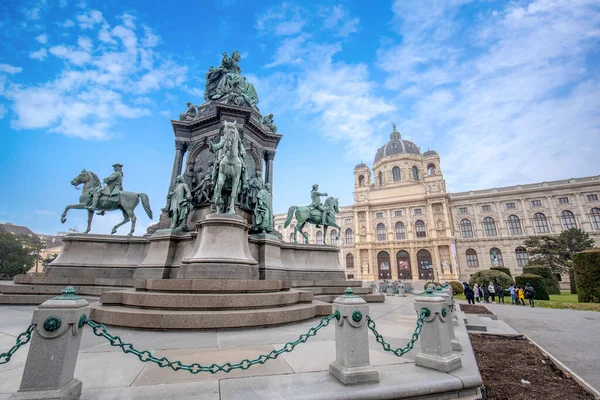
left=274, top=126, right=600, bottom=283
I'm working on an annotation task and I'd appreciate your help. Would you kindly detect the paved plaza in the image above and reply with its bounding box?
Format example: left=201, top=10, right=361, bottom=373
left=0, top=294, right=481, bottom=399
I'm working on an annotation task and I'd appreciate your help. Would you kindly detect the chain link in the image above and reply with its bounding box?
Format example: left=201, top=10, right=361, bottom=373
left=84, top=311, right=339, bottom=374
left=0, top=324, right=35, bottom=364
left=367, top=308, right=428, bottom=357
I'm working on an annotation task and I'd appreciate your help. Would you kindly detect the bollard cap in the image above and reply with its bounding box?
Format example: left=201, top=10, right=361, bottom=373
left=52, top=286, right=81, bottom=300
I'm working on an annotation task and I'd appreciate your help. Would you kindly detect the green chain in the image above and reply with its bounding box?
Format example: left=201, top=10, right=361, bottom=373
left=84, top=311, right=339, bottom=374
left=0, top=324, right=35, bottom=364
left=367, top=308, right=428, bottom=357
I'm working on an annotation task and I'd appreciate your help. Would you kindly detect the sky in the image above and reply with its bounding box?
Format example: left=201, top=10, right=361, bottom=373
left=0, top=0, right=599, bottom=235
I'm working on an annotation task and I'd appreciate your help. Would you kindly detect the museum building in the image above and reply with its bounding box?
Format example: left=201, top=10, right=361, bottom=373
left=274, top=125, right=600, bottom=283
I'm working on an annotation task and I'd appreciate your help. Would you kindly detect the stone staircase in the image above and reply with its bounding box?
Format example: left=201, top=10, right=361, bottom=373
left=0, top=281, right=124, bottom=305
left=291, top=280, right=385, bottom=303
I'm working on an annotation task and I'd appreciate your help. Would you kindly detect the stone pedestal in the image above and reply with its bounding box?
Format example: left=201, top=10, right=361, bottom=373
left=250, top=233, right=287, bottom=280
left=11, top=288, right=90, bottom=400
left=134, top=230, right=193, bottom=281
left=329, top=289, right=379, bottom=385
left=179, top=213, right=258, bottom=279
left=434, top=288, right=461, bottom=351
left=398, top=283, right=407, bottom=297
left=413, top=291, right=461, bottom=373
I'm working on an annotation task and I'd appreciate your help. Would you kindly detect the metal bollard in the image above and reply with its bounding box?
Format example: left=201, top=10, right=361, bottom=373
left=10, top=287, right=90, bottom=400
left=413, top=288, right=462, bottom=373
left=434, top=287, right=462, bottom=351
left=329, top=288, right=379, bottom=385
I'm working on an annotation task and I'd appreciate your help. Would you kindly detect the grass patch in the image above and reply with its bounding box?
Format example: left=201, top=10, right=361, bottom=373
left=456, top=290, right=600, bottom=311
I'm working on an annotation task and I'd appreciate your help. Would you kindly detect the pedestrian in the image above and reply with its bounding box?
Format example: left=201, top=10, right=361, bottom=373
left=474, top=284, right=481, bottom=303
left=488, top=281, right=496, bottom=303
left=524, top=282, right=535, bottom=307
left=496, top=283, right=505, bottom=304
left=509, top=284, right=516, bottom=305
left=465, top=284, right=475, bottom=305
left=517, top=286, right=525, bottom=305
left=482, top=285, right=490, bottom=303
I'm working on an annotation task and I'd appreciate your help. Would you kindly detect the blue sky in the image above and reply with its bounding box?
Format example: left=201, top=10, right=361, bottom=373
left=0, top=0, right=599, bottom=235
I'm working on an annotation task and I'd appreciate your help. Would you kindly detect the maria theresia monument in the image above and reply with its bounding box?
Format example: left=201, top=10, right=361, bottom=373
left=0, top=50, right=383, bottom=327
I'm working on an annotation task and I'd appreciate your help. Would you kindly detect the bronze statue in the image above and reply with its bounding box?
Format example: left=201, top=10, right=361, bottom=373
left=167, top=175, right=192, bottom=230
left=88, top=163, right=124, bottom=213
left=253, top=183, right=273, bottom=233
left=204, top=51, right=259, bottom=109
left=309, top=184, right=328, bottom=227
left=179, top=102, right=197, bottom=120
left=284, top=192, right=341, bottom=245
left=262, top=114, right=277, bottom=133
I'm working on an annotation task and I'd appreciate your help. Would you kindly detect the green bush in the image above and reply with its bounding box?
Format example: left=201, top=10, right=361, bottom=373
left=515, top=273, right=550, bottom=300
left=423, top=281, right=441, bottom=290
left=468, top=270, right=513, bottom=289
left=490, top=267, right=512, bottom=278
left=569, top=267, right=577, bottom=294
left=448, top=281, right=464, bottom=295
left=573, top=249, right=600, bottom=303
left=523, top=266, right=560, bottom=295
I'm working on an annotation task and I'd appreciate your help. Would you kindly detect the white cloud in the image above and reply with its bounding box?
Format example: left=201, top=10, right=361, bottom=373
left=29, top=48, right=48, bottom=60
left=0, top=104, right=6, bottom=119
left=49, top=45, right=92, bottom=65
left=0, top=64, right=23, bottom=74
left=76, top=10, right=103, bottom=29
left=322, top=5, right=359, bottom=37
left=77, top=36, right=93, bottom=51
left=256, top=2, right=307, bottom=36
left=60, top=19, right=75, bottom=28
left=36, top=33, right=48, bottom=44
left=24, top=0, right=46, bottom=20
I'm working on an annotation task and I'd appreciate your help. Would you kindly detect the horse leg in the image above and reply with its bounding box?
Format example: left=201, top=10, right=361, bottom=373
left=229, top=170, right=240, bottom=214
left=111, top=209, right=130, bottom=235
left=61, top=203, right=87, bottom=224
left=127, top=209, right=136, bottom=236
left=323, top=225, right=328, bottom=245
left=298, top=221, right=309, bottom=244
left=84, top=209, right=94, bottom=234
left=215, top=176, right=225, bottom=213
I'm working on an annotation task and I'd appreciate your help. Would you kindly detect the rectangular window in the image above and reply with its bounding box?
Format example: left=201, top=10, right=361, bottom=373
left=414, top=208, right=423, bottom=215
left=587, top=194, right=598, bottom=201
left=481, top=205, right=491, bottom=212
left=375, top=212, right=384, bottom=219
left=347, top=274, right=354, bottom=279
left=505, top=202, right=515, bottom=210
left=344, top=218, right=352, bottom=224
left=530, top=200, right=542, bottom=207
left=458, top=207, right=468, bottom=214
left=394, top=210, right=402, bottom=217
left=558, top=197, right=569, bottom=204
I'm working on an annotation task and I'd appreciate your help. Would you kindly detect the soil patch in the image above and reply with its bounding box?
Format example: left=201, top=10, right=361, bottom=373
left=470, top=334, right=593, bottom=400
left=460, top=304, right=493, bottom=315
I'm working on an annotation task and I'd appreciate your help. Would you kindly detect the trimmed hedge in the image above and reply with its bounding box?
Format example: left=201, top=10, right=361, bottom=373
left=515, top=273, right=550, bottom=300
left=448, top=281, right=464, bottom=295
left=468, top=270, right=513, bottom=289
left=423, top=281, right=441, bottom=290
left=573, top=248, right=600, bottom=303
left=523, top=266, right=560, bottom=295
left=490, top=267, right=512, bottom=278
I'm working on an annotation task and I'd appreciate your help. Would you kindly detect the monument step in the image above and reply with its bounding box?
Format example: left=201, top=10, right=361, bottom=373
left=291, top=280, right=362, bottom=288
left=294, top=287, right=374, bottom=295
left=0, top=283, right=125, bottom=296
left=314, top=293, right=386, bottom=303
left=14, top=275, right=132, bottom=287
left=90, top=301, right=333, bottom=329
left=100, top=288, right=314, bottom=310
left=135, top=279, right=292, bottom=293
left=0, top=294, right=100, bottom=305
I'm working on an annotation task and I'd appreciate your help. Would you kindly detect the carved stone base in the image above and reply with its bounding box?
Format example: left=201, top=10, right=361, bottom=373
left=415, top=352, right=462, bottom=373
left=329, top=361, right=379, bottom=385
left=10, top=378, right=82, bottom=400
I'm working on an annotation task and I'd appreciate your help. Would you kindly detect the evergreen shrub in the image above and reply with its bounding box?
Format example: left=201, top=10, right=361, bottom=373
left=448, top=281, right=464, bottom=295
left=515, top=273, right=550, bottom=300
left=468, top=270, right=513, bottom=289
left=423, top=281, right=441, bottom=290
left=490, top=267, right=512, bottom=278
left=573, top=249, right=600, bottom=303
left=523, top=266, right=560, bottom=295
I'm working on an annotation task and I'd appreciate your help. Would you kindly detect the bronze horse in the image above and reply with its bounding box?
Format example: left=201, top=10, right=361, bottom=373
left=284, top=197, right=341, bottom=244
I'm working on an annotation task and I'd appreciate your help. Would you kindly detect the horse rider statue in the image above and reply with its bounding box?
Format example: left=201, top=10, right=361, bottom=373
left=88, top=163, right=124, bottom=214
left=308, top=184, right=328, bottom=228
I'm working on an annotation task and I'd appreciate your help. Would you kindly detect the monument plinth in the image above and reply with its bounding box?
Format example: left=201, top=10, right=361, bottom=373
left=179, top=213, right=258, bottom=279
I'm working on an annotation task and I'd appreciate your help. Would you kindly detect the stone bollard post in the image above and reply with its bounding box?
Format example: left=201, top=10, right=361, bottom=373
left=386, top=282, right=394, bottom=296
left=413, top=288, right=461, bottom=373
left=329, top=288, right=379, bottom=385
left=434, top=287, right=461, bottom=351
left=398, top=283, right=407, bottom=297
left=11, top=287, right=90, bottom=400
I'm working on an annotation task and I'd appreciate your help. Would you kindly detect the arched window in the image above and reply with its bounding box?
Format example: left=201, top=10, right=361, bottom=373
left=392, top=166, right=401, bottom=182
left=412, top=166, right=419, bottom=181
left=330, top=230, right=338, bottom=245
left=489, top=248, right=504, bottom=266
left=378, top=171, right=384, bottom=185
left=316, top=230, right=323, bottom=245
left=289, top=233, right=294, bottom=243
left=460, top=219, right=473, bottom=238
left=358, top=175, right=365, bottom=186
left=466, top=249, right=479, bottom=267
left=483, top=217, right=497, bottom=236
left=591, top=208, right=600, bottom=230
left=417, top=249, right=433, bottom=279
left=396, top=250, right=412, bottom=279
left=377, top=251, right=391, bottom=279
left=427, top=163, right=436, bottom=175
left=345, top=228, right=354, bottom=244
left=415, top=220, right=426, bottom=238
left=377, top=223, right=386, bottom=241
left=395, top=222, right=406, bottom=240
left=533, top=213, right=550, bottom=233
left=515, top=246, right=529, bottom=266
left=507, top=215, right=522, bottom=235
left=346, top=253, right=354, bottom=269
left=560, top=210, right=577, bottom=230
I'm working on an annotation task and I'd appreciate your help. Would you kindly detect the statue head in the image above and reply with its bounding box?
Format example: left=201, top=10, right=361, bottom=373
left=265, top=183, right=271, bottom=192
left=112, top=163, right=123, bottom=172
left=176, top=175, right=184, bottom=184
left=256, top=170, right=262, bottom=178
left=312, top=184, right=319, bottom=190
left=232, top=51, right=241, bottom=62
left=186, top=102, right=192, bottom=107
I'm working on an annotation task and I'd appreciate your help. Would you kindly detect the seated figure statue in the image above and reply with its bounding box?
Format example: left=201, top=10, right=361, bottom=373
left=204, top=51, right=259, bottom=110
left=179, top=102, right=197, bottom=121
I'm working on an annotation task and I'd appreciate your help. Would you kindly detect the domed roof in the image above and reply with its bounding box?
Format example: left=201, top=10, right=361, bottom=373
left=423, top=149, right=438, bottom=157
left=374, top=127, right=421, bottom=164
left=354, top=162, right=368, bottom=169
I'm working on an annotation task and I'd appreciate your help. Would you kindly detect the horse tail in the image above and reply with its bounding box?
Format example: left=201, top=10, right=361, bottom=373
left=284, top=206, right=297, bottom=228
left=138, top=193, right=153, bottom=219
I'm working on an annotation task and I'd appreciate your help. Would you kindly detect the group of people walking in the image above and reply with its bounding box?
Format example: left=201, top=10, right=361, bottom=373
left=463, top=282, right=536, bottom=307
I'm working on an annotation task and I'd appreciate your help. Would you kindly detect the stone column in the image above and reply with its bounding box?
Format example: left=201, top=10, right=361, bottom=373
left=413, top=290, right=461, bottom=372
left=11, top=287, right=90, bottom=400
left=329, top=288, right=379, bottom=385
left=519, top=199, right=531, bottom=234
left=434, top=287, right=461, bottom=351
left=264, top=150, right=275, bottom=189
left=169, top=140, right=188, bottom=190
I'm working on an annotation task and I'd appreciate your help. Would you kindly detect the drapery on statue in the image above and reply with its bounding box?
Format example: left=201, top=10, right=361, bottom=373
left=60, top=168, right=153, bottom=236
left=248, top=170, right=263, bottom=209
left=262, top=114, right=277, bottom=133
left=284, top=188, right=342, bottom=244
left=208, top=120, right=246, bottom=214
left=88, top=163, right=123, bottom=214
left=253, top=183, right=273, bottom=233
left=179, top=102, right=197, bottom=120
left=204, top=51, right=259, bottom=109
left=309, top=184, right=328, bottom=227
left=167, top=175, right=192, bottom=230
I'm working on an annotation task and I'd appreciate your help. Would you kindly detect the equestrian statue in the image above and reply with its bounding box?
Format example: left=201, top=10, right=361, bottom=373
left=284, top=184, right=341, bottom=244
left=209, top=120, right=246, bottom=214
left=60, top=165, right=153, bottom=236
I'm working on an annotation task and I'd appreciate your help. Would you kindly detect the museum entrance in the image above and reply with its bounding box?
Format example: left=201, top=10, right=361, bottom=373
left=417, top=249, right=433, bottom=280
left=396, top=250, right=412, bottom=280
left=377, top=251, right=391, bottom=279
